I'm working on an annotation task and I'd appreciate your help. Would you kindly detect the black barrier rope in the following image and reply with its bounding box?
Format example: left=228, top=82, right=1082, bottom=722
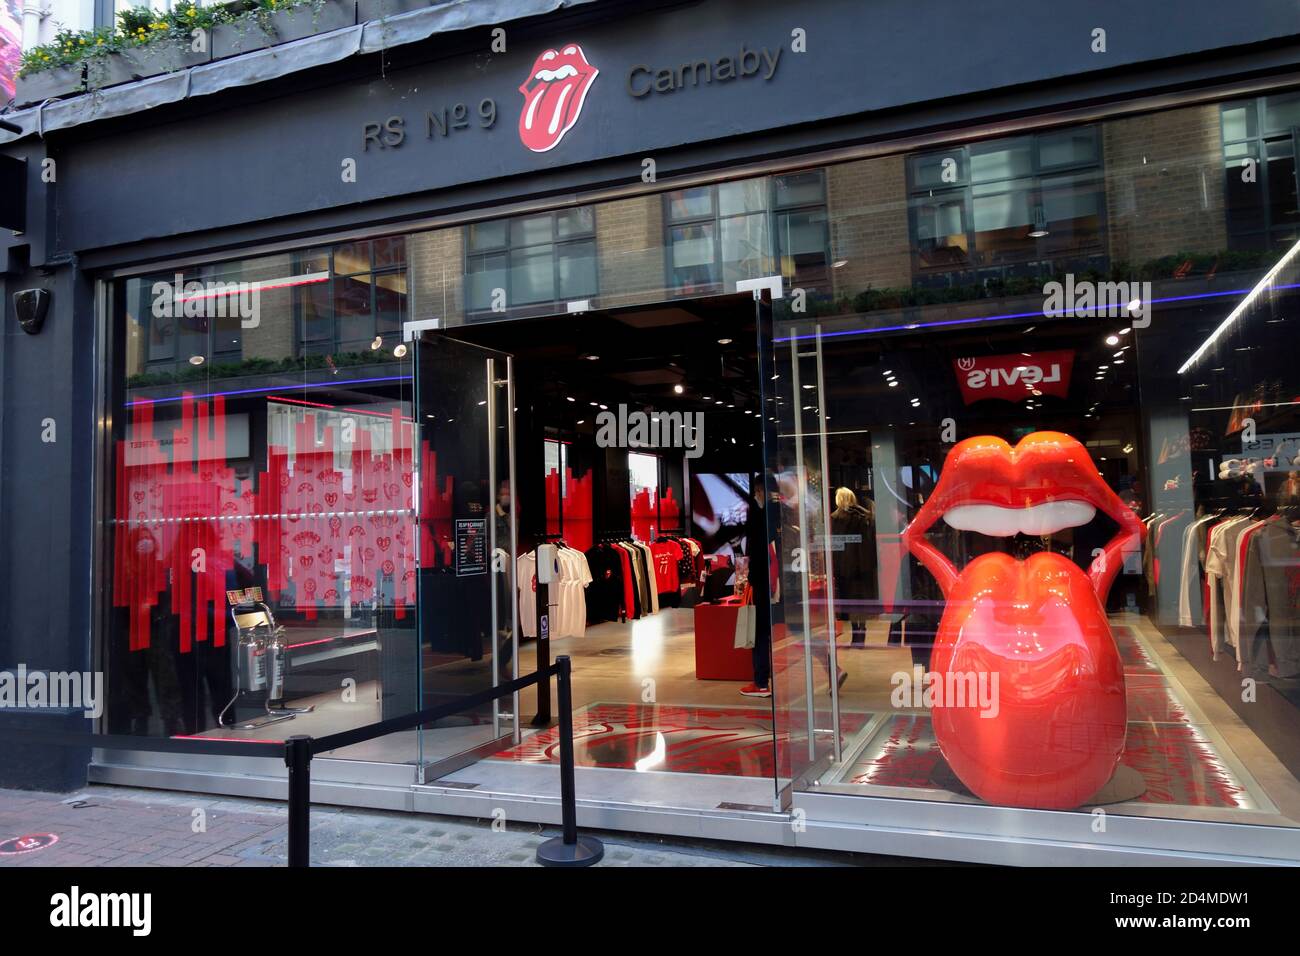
left=2, top=655, right=603, bottom=868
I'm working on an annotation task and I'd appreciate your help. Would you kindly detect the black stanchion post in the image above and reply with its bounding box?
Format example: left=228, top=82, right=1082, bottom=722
left=285, top=735, right=313, bottom=868
left=536, top=656, right=604, bottom=867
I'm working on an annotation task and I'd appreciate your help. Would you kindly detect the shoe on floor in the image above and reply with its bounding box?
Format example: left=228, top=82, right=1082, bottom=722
left=740, top=683, right=771, bottom=698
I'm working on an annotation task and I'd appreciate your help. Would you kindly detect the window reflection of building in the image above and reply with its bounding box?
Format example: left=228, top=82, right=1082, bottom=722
left=300, top=238, right=407, bottom=355
left=907, top=127, right=1106, bottom=287
left=464, top=208, right=598, bottom=317
left=1221, top=93, right=1300, bottom=252
left=664, top=172, right=830, bottom=296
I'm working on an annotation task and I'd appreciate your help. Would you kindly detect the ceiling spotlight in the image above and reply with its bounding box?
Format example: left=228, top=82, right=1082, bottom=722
left=590, top=402, right=598, bottom=407
left=1098, top=365, right=1109, bottom=370
left=888, top=381, right=899, bottom=387
left=715, top=400, right=723, bottom=405
left=370, top=336, right=383, bottom=350
left=585, top=354, right=600, bottom=361
left=882, top=370, right=893, bottom=376
left=1120, top=328, right=1131, bottom=335
left=802, top=384, right=815, bottom=390
left=717, top=338, right=733, bottom=345
left=1105, top=335, right=1120, bottom=345
left=477, top=400, right=487, bottom=406
left=188, top=355, right=205, bottom=366
left=673, top=384, right=684, bottom=394
left=1114, top=359, right=1125, bottom=364
left=599, top=404, right=608, bottom=410
left=577, top=420, right=585, bottom=425
left=566, top=396, right=576, bottom=402
left=393, top=344, right=408, bottom=358
left=832, top=259, right=848, bottom=269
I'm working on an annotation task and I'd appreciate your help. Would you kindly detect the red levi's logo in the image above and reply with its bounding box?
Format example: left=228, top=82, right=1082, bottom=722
left=953, top=351, right=1074, bottom=404
left=519, top=44, right=600, bottom=152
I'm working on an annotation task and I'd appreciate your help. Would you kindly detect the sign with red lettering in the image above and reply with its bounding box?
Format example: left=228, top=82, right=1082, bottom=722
left=953, top=351, right=1074, bottom=404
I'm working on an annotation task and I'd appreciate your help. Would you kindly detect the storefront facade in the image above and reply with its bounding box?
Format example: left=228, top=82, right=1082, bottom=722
left=4, top=0, right=1300, bottom=864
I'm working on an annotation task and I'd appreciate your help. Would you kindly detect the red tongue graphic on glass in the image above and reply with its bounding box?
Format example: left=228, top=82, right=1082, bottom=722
left=518, top=44, right=599, bottom=153
left=901, top=432, right=1145, bottom=809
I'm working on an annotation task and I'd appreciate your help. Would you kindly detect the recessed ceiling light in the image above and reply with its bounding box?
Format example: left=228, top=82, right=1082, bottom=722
left=189, top=355, right=205, bottom=365
left=586, top=354, right=600, bottom=361
left=673, top=384, right=684, bottom=394
left=1114, top=359, right=1125, bottom=364
left=1105, top=335, right=1120, bottom=345
left=802, top=384, right=814, bottom=390
left=576, top=420, right=585, bottom=425
left=832, top=259, right=848, bottom=268
left=566, top=396, right=575, bottom=402
left=393, top=344, right=408, bottom=358
left=888, top=381, right=899, bottom=387
left=370, top=336, right=383, bottom=350
left=717, top=338, right=733, bottom=345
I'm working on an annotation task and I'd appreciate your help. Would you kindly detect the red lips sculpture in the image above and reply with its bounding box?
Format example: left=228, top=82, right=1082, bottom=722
left=901, top=432, right=1145, bottom=809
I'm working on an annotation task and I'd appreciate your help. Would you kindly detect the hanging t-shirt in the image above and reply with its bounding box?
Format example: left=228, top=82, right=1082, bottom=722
left=650, top=540, right=681, bottom=593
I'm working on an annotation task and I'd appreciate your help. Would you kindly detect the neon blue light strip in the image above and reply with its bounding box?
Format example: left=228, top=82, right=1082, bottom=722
left=774, top=282, right=1300, bottom=343
left=126, top=375, right=413, bottom=406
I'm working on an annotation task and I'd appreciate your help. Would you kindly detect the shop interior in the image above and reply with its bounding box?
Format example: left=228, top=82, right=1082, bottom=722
left=435, top=294, right=782, bottom=781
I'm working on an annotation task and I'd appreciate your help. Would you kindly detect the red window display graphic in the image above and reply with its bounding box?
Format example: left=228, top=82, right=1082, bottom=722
left=631, top=485, right=679, bottom=543
left=545, top=465, right=592, bottom=551
left=0, top=0, right=19, bottom=103
left=901, top=431, right=1146, bottom=810
left=112, top=394, right=458, bottom=653
left=952, top=350, right=1074, bottom=404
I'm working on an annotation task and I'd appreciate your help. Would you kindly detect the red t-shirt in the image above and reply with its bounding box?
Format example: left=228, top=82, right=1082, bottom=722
left=649, top=541, right=681, bottom=593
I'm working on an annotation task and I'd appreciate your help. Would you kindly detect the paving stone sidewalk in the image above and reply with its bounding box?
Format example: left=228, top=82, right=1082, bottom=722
left=0, top=785, right=896, bottom=867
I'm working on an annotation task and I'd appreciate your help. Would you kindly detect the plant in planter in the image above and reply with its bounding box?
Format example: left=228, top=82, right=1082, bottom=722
left=213, top=0, right=355, bottom=59
left=13, top=28, right=110, bottom=104
left=86, top=4, right=220, bottom=88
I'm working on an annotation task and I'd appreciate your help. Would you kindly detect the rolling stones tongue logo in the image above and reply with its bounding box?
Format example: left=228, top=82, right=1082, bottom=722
left=902, top=432, right=1145, bottom=810
left=518, top=44, right=599, bottom=152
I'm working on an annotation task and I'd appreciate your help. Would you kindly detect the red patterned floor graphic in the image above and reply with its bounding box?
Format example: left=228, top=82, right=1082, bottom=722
left=492, top=703, right=866, bottom=778
left=491, top=626, right=1250, bottom=809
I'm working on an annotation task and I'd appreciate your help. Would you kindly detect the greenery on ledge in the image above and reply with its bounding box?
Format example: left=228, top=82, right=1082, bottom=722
left=18, top=0, right=320, bottom=78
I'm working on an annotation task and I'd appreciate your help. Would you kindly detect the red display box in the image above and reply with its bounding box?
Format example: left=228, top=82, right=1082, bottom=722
left=693, top=599, right=753, bottom=681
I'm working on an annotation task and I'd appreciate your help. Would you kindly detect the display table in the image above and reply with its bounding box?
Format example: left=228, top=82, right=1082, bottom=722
left=693, top=598, right=753, bottom=681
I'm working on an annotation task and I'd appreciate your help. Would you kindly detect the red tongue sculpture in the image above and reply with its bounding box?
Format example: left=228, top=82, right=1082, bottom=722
left=901, top=432, right=1144, bottom=810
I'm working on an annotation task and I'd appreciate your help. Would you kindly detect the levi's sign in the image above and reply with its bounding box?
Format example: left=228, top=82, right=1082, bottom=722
left=954, top=351, right=1074, bottom=405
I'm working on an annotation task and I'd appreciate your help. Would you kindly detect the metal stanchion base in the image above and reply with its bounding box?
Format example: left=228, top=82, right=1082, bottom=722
left=536, top=835, right=604, bottom=867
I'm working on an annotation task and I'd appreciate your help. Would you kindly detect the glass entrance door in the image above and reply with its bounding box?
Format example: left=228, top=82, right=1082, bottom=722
left=761, top=299, right=843, bottom=801
left=414, top=331, right=519, bottom=776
